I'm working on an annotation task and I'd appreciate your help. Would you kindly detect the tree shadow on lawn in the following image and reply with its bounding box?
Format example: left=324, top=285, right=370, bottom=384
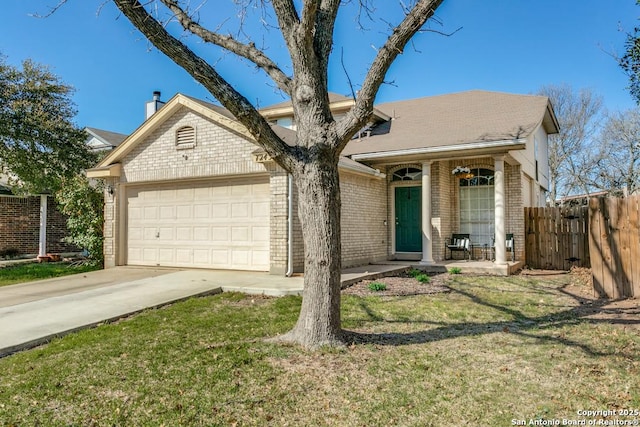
left=343, top=281, right=639, bottom=358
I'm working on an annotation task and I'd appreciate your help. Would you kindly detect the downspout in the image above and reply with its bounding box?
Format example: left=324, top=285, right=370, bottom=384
left=38, top=194, right=48, bottom=259
left=285, top=173, right=294, bottom=277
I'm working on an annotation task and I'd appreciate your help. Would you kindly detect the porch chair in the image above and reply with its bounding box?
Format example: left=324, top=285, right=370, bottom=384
left=445, top=233, right=471, bottom=261
left=491, top=233, right=515, bottom=262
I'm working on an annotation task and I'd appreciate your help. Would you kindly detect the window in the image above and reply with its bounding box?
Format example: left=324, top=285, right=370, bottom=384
left=459, top=168, right=494, bottom=246
left=392, top=167, right=422, bottom=181
left=175, top=126, right=196, bottom=149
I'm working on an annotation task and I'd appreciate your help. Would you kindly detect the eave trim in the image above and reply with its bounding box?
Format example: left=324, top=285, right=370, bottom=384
left=350, top=139, right=527, bottom=161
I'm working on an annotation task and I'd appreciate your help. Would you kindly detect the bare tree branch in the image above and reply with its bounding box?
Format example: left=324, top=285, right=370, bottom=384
left=159, top=0, right=292, bottom=94
left=112, top=0, right=294, bottom=169
left=271, top=0, right=300, bottom=50
left=335, top=0, right=445, bottom=147
left=29, top=0, right=69, bottom=18
left=340, top=47, right=357, bottom=100
left=300, top=0, right=320, bottom=40
left=315, top=0, right=341, bottom=59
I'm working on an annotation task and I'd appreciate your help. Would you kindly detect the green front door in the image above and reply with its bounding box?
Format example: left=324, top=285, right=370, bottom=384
left=395, top=186, right=421, bottom=252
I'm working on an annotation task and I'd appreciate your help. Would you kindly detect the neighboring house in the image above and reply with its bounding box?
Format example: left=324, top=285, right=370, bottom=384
left=88, top=90, right=559, bottom=275
left=85, top=127, right=127, bottom=152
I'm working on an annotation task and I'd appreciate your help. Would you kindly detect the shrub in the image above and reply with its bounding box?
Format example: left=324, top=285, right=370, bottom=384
left=408, top=268, right=423, bottom=278
left=449, top=267, right=462, bottom=274
left=368, top=282, right=387, bottom=292
left=0, top=248, right=20, bottom=259
left=415, top=273, right=431, bottom=283
left=55, top=176, right=104, bottom=266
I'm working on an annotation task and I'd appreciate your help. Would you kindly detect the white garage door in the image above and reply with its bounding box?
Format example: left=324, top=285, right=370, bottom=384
left=127, top=178, right=270, bottom=271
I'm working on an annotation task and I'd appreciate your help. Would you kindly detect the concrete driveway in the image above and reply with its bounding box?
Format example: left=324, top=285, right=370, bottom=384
left=0, top=266, right=303, bottom=357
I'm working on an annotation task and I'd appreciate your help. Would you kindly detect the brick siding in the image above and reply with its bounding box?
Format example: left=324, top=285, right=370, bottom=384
left=0, top=195, right=78, bottom=256
left=340, top=172, right=387, bottom=267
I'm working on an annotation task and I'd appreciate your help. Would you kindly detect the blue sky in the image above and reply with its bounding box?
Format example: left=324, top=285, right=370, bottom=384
left=1, top=1, right=638, bottom=134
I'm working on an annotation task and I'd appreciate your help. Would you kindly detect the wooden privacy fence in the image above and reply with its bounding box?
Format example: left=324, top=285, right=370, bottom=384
left=525, top=206, right=590, bottom=271
left=589, top=196, right=640, bottom=299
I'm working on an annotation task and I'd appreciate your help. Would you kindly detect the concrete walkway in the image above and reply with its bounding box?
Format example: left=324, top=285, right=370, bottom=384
left=0, top=264, right=408, bottom=357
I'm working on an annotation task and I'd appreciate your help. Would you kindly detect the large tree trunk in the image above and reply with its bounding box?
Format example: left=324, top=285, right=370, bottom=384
left=278, top=154, right=344, bottom=348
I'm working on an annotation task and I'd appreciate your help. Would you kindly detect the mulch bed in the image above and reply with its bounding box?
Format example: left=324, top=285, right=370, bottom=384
left=342, top=271, right=451, bottom=297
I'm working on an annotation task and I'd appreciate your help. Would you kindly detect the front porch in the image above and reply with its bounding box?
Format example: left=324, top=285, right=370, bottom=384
left=341, top=260, right=526, bottom=284
left=422, top=259, right=524, bottom=276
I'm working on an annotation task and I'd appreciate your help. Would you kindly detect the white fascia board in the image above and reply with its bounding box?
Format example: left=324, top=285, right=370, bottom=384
left=350, top=139, right=527, bottom=161
left=338, top=159, right=385, bottom=179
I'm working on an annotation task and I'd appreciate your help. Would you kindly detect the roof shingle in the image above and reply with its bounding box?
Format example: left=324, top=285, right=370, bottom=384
left=342, top=90, right=557, bottom=156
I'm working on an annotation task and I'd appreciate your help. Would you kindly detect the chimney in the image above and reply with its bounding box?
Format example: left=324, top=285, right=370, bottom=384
left=145, top=91, right=165, bottom=120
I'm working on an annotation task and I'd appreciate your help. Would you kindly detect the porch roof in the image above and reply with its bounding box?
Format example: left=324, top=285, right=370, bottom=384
left=342, top=90, right=559, bottom=158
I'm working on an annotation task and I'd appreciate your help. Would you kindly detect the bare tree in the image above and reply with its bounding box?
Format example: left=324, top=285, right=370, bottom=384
left=537, top=84, right=602, bottom=202
left=590, top=108, right=640, bottom=195
left=99, top=0, right=447, bottom=348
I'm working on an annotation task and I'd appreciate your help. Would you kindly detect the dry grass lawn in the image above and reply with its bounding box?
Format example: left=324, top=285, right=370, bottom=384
left=0, top=270, right=638, bottom=426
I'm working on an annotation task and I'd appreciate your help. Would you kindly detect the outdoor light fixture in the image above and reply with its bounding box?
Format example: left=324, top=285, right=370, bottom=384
left=107, top=185, right=115, bottom=196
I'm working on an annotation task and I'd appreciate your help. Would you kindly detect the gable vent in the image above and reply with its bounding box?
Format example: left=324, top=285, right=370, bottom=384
left=176, top=126, right=196, bottom=149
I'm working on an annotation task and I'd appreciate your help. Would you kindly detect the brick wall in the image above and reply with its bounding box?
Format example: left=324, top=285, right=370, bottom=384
left=122, top=108, right=268, bottom=183
left=102, top=177, right=118, bottom=268
left=0, top=195, right=78, bottom=256
left=505, top=163, right=524, bottom=261
left=432, top=160, right=452, bottom=261
left=340, top=171, right=387, bottom=267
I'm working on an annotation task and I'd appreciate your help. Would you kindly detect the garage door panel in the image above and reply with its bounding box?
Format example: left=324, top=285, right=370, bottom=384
left=252, top=201, right=269, bottom=217
left=160, top=206, right=175, bottom=219
left=176, top=227, right=192, bottom=240
left=176, top=249, right=192, bottom=263
left=231, top=185, right=250, bottom=196
left=194, top=186, right=210, bottom=198
left=194, top=204, right=210, bottom=218
left=231, top=203, right=249, bottom=218
left=231, top=227, right=249, bottom=242
left=192, top=227, right=209, bottom=241
left=143, top=248, right=158, bottom=262
left=252, top=250, right=269, bottom=266
left=211, top=249, right=229, bottom=266
left=127, top=178, right=270, bottom=271
left=176, top=187, right=194, bottom=200
left=232, top=250, right=249, bottom=266
left=143, top=228, right=157, bottom=240
left=158, top=227, right=174, bottom=240
left=158, top=248, right=174, bottom=263
left=193, top=249, right=209, bottom=264
left=129, top=206, right=142, bottom=220
left=129, top=227, right=143, bottom=240
left=211, top=227, right=228, bottom=242
left=143, top=190, right=159, bottom=201
left=129, top=247, right=142, bottom=261
left=212, top=185, right=230, bottom=197
left=212, top=203, right=229, bottom=218
left=143, top=206, right=158, bottom=220
left=253, top=226, right=269, bottom=242
left=176, top=205, right=192, bottom=219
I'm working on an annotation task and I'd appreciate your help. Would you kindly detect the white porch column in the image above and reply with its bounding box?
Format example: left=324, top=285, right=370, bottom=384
left=494, top=155, right=507, bottom=265
left=38, top=194, right=48, bottom=258
left=420, top=161, right=434, bottom=264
